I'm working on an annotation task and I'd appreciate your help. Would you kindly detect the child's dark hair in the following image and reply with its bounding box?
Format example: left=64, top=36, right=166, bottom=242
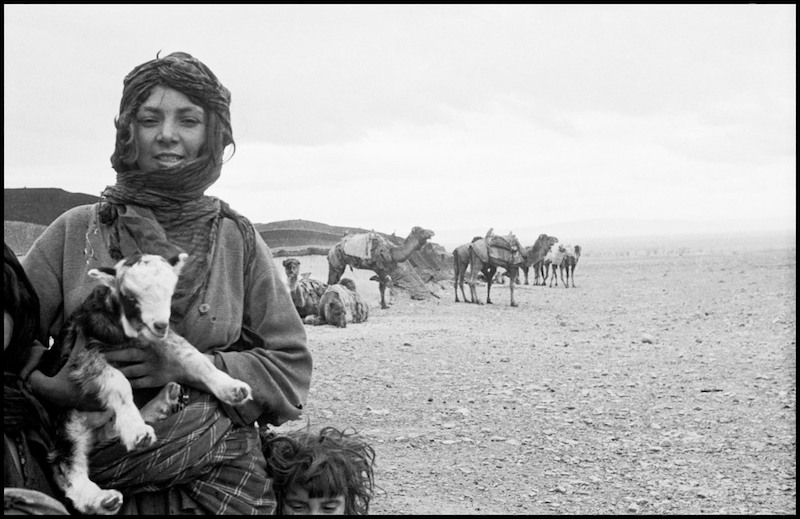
left=4, top=242, right=41, bottom=373
left=262, top=426, right=376, bottom=515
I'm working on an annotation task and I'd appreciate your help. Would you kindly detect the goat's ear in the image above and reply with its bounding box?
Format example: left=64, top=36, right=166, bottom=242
left=88, top=267, right=116, bottom=287
left=169, top=253, right=189, bottom=275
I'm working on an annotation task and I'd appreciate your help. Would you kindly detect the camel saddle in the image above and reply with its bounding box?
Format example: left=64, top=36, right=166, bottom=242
left=341, top=233, right=375, bottom=260
left=472, top=235, right=525, bottom=265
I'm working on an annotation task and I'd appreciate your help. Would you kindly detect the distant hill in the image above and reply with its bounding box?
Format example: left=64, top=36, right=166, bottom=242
left=2, top=189, right=452, bottom=266
left=4, top=187, right=99, bottom=226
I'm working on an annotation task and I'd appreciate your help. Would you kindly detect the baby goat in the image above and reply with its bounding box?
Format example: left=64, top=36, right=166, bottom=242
left=39, top=253, right=252, bottom=515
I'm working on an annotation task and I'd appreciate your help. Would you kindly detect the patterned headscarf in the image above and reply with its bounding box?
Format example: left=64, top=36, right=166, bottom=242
left=99, top=52, right=253, bottom=321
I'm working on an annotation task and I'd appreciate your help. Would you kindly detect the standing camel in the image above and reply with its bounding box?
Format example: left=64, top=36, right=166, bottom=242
left=327, top=226, right=435, bottom=309
left=467, top=230, right=526, bottom=307
left=453, top=236, right=482, bottom=303
left=559, top=245, right=582, bottom=288
left=544, top=243, right=568, bottom=287
left=521, top=234, right=559, bottom=285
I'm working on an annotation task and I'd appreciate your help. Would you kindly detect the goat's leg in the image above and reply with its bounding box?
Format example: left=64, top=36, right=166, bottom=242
left=55, top=410, right=123, bottom=515
left=140, top=381, right=184, bottom=423
left=158, top=334, right=252, bottom=406
left=72, top=349, right=156, bottom=451
left=100, top=367, right=157, bottom=450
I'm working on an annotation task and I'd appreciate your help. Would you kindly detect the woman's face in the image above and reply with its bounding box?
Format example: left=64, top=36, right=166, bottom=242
left=282, top=487, right=346, bottom=515
left=134, top=85, right=206, bottom=172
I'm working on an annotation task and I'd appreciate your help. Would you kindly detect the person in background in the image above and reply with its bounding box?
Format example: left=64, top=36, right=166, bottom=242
left=22, top=51, right=313, bottom=514
left=4, top=242, right=70, bottom=515
left=262, top=426, right=377, bottom=515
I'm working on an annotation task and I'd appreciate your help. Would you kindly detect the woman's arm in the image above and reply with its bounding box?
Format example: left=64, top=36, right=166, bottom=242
left=212, top=234, right=312, bottom=427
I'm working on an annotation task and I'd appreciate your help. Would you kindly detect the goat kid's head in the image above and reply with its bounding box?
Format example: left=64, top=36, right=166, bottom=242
left=89, top=253, right=188, bottom=340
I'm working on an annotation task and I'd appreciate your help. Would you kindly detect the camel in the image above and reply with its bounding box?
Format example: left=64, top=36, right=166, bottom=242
left=453, top=236, right=482, bottom=303
left=521, top=234, right=559, bottom=285
left=559, top=245, right=582, bottom=288
left=467, top=229, right=526, bottom=307
left=328, top=226, right=435, bottom=309
left=283, top=258, right=328, bottom=318
left=544, top=243, right=571, bottom=287
left=305, top=278, right=369, bottom=328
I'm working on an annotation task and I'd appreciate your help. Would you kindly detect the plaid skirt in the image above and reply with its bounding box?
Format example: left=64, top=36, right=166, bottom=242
left=89, top=389, right=275, bottom=515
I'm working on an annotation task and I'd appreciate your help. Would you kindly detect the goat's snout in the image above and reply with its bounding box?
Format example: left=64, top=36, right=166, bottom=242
left=153, top=321, right=169, bottom=335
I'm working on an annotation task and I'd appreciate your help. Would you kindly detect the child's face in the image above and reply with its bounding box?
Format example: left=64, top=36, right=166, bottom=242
left=282, top=486, right=346, bottom=515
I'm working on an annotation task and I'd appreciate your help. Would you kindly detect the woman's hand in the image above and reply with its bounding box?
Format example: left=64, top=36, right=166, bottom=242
left=27, top=335, right=104, bottom=412
left=103, top=343, right=215, bottom=390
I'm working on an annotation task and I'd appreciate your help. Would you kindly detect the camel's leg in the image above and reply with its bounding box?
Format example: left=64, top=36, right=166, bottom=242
left=560, top=265, right=567, bottom=288
left=460, top=267, right=472, bottom=302
left=467, top=260, right=483, bottom=305
left=327, top=263, right=345, bottom=286
left=379, top=282, right=388, bottom=309
left=454, top=258, right=462, bottom=303
left=550, top=265, right=557, bottom=287
left=485, top=266, right=496, bottom=304
left=509, top=267, right=518, bottom=307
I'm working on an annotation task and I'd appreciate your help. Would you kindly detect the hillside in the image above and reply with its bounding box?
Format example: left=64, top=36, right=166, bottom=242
left=3, top=189, right=451, bottom=300
left=4, top=187, right=99, bottom=226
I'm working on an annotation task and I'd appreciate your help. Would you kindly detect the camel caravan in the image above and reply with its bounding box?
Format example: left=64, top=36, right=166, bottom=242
left=453, top=229, right=582, bottom=307
left=280, top=224, right=581, bottom=321
left=281, top=226, right=437, bottom=326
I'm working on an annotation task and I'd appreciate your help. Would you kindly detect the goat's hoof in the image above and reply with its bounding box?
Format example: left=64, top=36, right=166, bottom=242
left=99, top=491, right=124, bottom=515
left=140, top=382, right=184, bottom=423
left=218, top=381, right=253, bottom=406
left=120, top=422, right=156, bottom=451
left=73, top=488, right=123, bottom=515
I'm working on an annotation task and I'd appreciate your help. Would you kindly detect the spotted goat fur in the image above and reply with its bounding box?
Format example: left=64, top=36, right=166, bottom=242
left=38, top=253, right=253, bottom=515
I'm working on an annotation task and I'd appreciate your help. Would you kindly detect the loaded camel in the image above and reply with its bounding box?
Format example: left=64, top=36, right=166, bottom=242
left=521, top=234, right=559, bottom=285
left=282, top=258, right=328, bottom=318
left=452, top=236, right=482, bottom=303
left=544, top=243, right=581, bottom=288
left=327, top=226, right=435, bottom=309
left=559, top=245, right=582, bottom=288
left=467, top=229, right=526, bottom=307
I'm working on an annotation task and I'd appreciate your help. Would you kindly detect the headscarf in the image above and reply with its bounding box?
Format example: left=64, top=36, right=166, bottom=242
left=98, top=51, right=254, bottom=321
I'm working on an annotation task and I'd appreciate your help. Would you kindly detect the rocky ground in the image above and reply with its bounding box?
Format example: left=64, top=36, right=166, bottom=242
left=282, top=248, right=796, bottom=515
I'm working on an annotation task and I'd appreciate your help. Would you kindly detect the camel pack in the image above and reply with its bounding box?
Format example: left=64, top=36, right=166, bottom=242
left=472, top=234, right=525, bottom=266
left=341, top=233, right=376, bottom=260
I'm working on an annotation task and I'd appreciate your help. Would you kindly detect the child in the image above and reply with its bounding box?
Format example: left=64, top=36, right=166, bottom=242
left=4, top=242, right=70, bottom=514
left=262, top=426, right=377, bottom=515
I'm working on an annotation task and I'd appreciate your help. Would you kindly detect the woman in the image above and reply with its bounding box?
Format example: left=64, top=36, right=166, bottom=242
left=23, top=52, right=312, bottom=514
left=4, top=242, right=70, bottom=515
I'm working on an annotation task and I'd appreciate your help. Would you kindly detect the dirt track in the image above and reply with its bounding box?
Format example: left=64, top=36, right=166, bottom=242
left=283, top=248, right=796, bottom=514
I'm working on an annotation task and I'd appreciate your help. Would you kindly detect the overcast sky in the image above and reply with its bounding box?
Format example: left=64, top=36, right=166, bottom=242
left=4, top=4, right=796, bottom=245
